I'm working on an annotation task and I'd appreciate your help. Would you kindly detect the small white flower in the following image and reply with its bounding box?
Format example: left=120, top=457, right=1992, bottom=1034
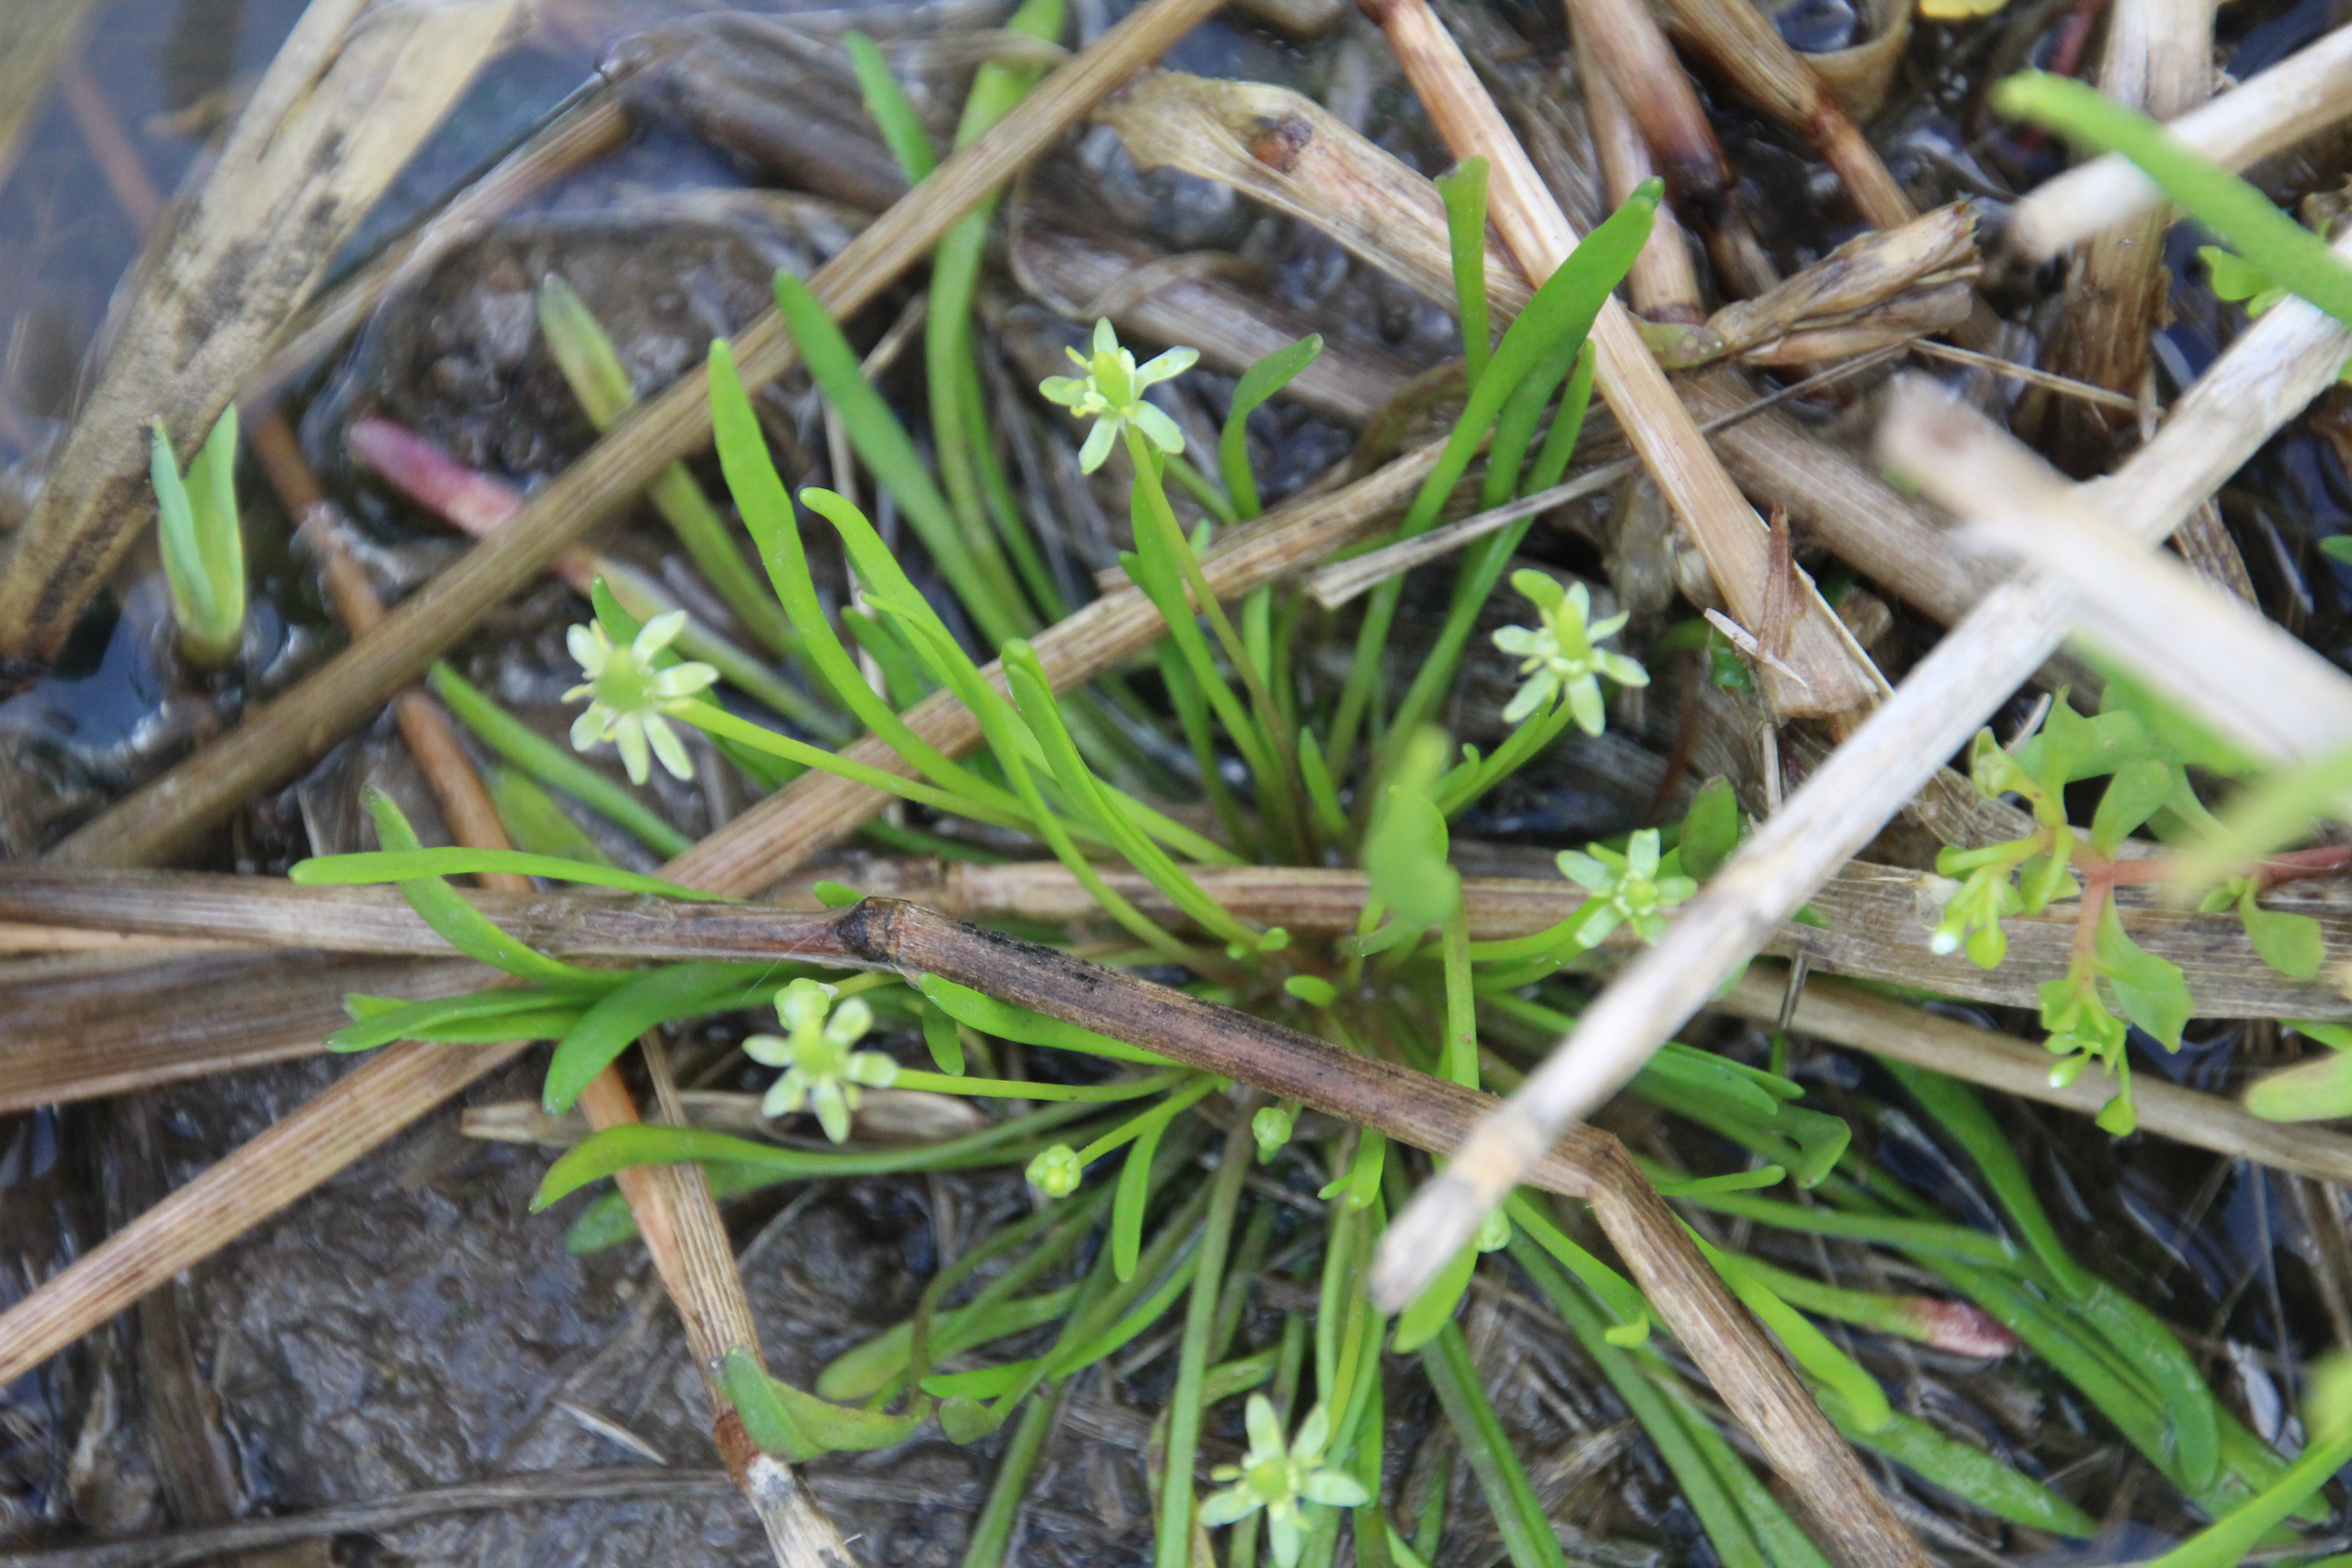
left=1199, top=1396, right=1369, bottom=1568
left=1557, top=828, right=1696, bottom=946
left=744, top=978, right=897, bottom=1142
left=1491, top=569, right=1648, bottom=735
left=1038, top=318, right=1198, bottom=473
left=564, top=610, right=719, bottom=785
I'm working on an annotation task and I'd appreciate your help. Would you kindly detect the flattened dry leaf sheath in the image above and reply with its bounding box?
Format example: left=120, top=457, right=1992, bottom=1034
left=0, top=0, right=522, bottom=681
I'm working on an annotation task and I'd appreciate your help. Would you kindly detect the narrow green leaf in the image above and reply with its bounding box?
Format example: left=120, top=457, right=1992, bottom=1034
left=360, top=792, right=615, bottom=990
left=1681, top=779, right=1742, bottom=881
left=1700, top=1239, right=1890, bottom=1431
left=723, top=1348, right=819, bottom=1462
left=771, top=271, right=1028, bottom=644
left=544, top=962, right=788, bottom=1113
left=532, top=1100, right=1102, bottom=1209
left=1391, top=1242, right=1476, bottom=1353
left=1112, top=1118, right=1164, bottom=1281
left=1436, top=158, right=1492, bottom=392
left=917, top=974, right=1173, bottom=1064
left=845, top=30, right=937, bottom=181
left=1218, top=334, right=1322, bottom=520
left=329, top=987, right=579, bottom=1053
left=291, top=848, right=730, bottom=901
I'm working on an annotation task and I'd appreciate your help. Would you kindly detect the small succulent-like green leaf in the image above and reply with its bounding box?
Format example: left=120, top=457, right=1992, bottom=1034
left=2092, top=903, right=2193, bottom=1050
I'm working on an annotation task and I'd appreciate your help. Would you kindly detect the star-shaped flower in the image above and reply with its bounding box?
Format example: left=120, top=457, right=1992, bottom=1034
left=744, top=978, right=897, bottom=1142
left=564, top=610, right=719, bottom=785
left=1491, top=569, right=1648, bottom=734
left=1557, top=828, right=1696, bottom=946
left=1038, top=318, right=1198, bottom=472
left=1199, top=1396, right=1369, bottom=1568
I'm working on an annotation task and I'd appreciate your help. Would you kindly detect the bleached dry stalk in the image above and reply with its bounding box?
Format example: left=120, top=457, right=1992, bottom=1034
left=1364, top=0, right=1879, bottom=721
left=0, top=0, right=523, bottom=681
left=2010, top=21, right=2352, bottom=256
left=1892, top=397, right=2352, bottom=758
left=45, top=0, right=1236, bottom=869
left=1368, top=220, right=2352, bottom=1310
left=1716, top=968, right=2352, bottom=1187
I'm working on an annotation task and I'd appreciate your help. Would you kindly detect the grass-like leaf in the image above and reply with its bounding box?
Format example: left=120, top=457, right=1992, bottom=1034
left=291, top=847, right=730, bottom=900
left=360, top=791, right=620, bottom=991
left=544, top=961, right=795, bottom=1113
left=1436, top=157, right=1492, bottom=391
left=533, top=1097, right=1107, bottom=1209
left=845, top=30, right=938, bottom=181
left=772, top=271, right=1032, bottom=643
left=1218, top=334, right=1322, bottom=521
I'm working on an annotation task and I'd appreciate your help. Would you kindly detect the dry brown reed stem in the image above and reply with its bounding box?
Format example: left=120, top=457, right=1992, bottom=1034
left=1369, top=221, right=2352, bottom=1311
left=2039, top=0, right=2215, bottom=461
left=1890, top=397, right=2352, bottom=759
left=0, top=0, right=522, bottom=683
left=660, top=442, right=1443, bottom=893
left=1653, top=0, right=1914, bottom=230
left=2010, top=22, right=2352, bottom=258
left=0, top=1465, right=740, bottom=1568
left=1715, top=967, right=2352, bottom=1187
left=248, top=88, right=635, bottom=405
left=1554, top=0, right=1777, bottom=297
left=13, top=858, right=2348, bottom=1019
left=1363, top=0, right=1878, bottom=720
left=243, top=420, right=839, bottom=1562
left=44, top=0, right=1232, bottom=869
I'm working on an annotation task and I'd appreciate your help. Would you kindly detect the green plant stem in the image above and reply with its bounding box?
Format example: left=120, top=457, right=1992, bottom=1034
left=1124, top=427, right=1307, bottom=849
left=957, top=1381, right=1066, bottom=1568
left=1422, top=1322, right=1569, bottom=1568
left=1509, top=1235, right=1766, bottom=1568
left=1154, top=1115, right=1258, bottom=1568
